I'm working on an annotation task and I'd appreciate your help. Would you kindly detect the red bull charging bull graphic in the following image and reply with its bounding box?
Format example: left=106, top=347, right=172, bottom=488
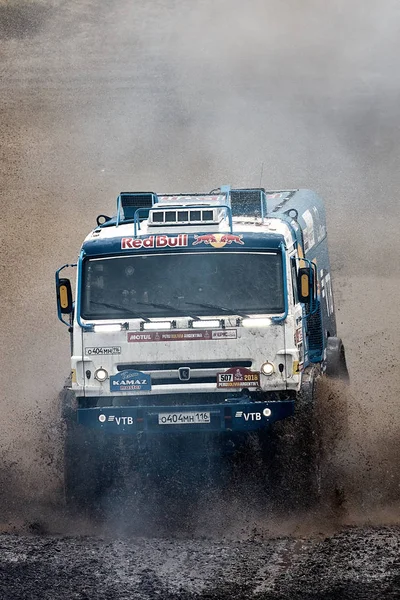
left=192, top=233, right=244, bottom=248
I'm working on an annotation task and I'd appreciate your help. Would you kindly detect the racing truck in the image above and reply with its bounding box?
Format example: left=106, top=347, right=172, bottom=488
left=56, top=186, right=348, bottom=508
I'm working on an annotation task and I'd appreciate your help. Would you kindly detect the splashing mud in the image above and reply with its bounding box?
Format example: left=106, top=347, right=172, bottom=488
left=0, top=0, right=399, bottom=540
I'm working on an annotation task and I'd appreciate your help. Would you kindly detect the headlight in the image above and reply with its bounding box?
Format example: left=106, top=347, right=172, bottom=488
left=94, top=368, right=108, bottom=382
left=261, top=361, right=275, bottom=376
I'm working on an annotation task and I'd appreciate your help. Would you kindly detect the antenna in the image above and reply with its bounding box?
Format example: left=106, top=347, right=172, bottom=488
left=259, top=162, right=264, bottom=187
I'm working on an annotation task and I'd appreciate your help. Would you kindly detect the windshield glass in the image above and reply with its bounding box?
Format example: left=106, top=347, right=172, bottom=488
left=81, top=251, right=284, bottom=319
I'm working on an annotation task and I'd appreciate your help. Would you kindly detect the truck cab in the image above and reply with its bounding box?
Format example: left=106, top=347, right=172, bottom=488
left=56, top=186, right=348, bottom=437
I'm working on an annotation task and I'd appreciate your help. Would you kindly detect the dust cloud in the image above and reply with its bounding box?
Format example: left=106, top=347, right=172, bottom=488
left=0, top=0, right=399, bottom=530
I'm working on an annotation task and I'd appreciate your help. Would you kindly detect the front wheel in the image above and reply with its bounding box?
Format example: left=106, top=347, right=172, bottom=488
left=269, top=367, right=348, bottom=512
left=64, top=420, right=123, bottom=515
left=326, top=337, right=350, bottom=383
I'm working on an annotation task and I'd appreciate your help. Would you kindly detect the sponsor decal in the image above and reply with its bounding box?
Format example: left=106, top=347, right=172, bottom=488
left=217, top=367, right=260, bottom=388
left=302, top=209, right=315, bottom=251
left=294, top=328, right=303, bottom=345
left=234, top=411, right=262, bottom=421
left=266, top=192, right=286, bottom=199
left=98, top=414, right=134, bottom=425
left=110, top=369, right=151, bottom=391
left=292, top=360, right=300, bottom=374
left=192, top=233, right=244, bottom=248
left=85, top=346, right=121, bottom=356
left=127, top=329, right=237, bottom=343
left=320, top=269, right=334, bottom=316
left=158, top=194, right=223, bottom=203
left=121, top=234, right=188, bottom=250
left=211, top=329, right=237, bottom=339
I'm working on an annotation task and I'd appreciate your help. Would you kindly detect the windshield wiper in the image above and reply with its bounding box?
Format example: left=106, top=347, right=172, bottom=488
left=183, top=301, right=250, bottom=318
left=135, top=301, right=199, bottom=320
left=90, top=300, right=150, bottom=321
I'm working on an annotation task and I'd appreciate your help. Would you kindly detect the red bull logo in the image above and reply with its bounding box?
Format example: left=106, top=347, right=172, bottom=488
left=121, top=234, right=188, bottom=250
left=192, top=233, right=244, bottom=248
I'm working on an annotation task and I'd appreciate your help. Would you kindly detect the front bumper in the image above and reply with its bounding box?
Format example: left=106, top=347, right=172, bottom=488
left=77, top=400, right=295, bottom=434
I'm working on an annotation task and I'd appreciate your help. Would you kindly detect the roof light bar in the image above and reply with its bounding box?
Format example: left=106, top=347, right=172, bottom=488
left=142, top=321, right=172, bottom=330
left=242, top=318, right=272, bottom=328
left=93, top=324, right=123, bottom=333
left=192, top=320, right=221, bottom=329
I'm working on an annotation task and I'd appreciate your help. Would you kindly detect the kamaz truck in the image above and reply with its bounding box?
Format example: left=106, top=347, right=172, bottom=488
left=56, top=186, right=348, bottom=508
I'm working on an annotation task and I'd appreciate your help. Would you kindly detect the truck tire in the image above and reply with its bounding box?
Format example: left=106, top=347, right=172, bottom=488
left=326, top=337, right=350, bottom=383
left=276, top=369, right=349, bottom=513
left=267, top=367, right=323, bottom=511
left=291, top=367, right=323, bottom=506
left=64, top=420, right=100, bottom=513
left=64, top=421, right=124, bottom=515
left=61, top=387, right=121, bottom=515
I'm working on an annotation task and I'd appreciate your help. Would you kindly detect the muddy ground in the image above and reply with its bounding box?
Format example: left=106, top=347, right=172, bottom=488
left=1, top=0, right=400, bottom=597
left=0, top=526, right=399, bottom=599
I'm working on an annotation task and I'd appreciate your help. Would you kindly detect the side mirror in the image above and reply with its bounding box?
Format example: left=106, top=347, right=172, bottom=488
left=297, top=267, right=311, bottom=303
left=57, top=278, right=73, bottom=314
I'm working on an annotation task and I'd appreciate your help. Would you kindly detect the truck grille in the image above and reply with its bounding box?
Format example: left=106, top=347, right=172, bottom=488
left=117, top=360, right=251, bottom=372
left=115, top=360, right=253, bottom=389
left=151, top=376, right=216, bottom=385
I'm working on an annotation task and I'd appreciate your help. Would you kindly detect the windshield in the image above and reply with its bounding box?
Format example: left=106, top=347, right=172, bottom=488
left=81, top=251, right=284, bottom=319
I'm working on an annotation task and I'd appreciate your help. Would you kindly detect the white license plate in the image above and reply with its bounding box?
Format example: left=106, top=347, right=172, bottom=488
left=158, top=411, right=211, bottom=425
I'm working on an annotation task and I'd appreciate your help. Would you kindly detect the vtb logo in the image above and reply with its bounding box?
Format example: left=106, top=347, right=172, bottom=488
left=192, top=233, right=244, bottom=248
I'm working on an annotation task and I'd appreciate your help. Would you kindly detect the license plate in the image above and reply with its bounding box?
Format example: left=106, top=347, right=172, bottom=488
left=158, top=411, right=211, bottom=425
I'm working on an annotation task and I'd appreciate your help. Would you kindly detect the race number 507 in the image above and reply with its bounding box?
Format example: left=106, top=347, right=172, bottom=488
left=218, top=373, right=233, bottom=383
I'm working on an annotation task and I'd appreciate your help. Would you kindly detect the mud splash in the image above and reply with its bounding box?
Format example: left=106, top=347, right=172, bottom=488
left=0, top=0, right=399, bottom=539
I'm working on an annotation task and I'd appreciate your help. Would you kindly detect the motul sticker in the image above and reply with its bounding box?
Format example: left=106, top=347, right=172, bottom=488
left=127, top=329, right=237, bottom=343
left=217, top=367, right=260, bottom=388
left=121, top=234, right=188, bottom=250
left=110, top=369, right=151, bottom=391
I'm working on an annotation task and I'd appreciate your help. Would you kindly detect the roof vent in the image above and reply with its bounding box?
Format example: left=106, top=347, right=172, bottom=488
left=118, top=192, right=157, bottom=221
left=230, top=188, right=267, bottom=217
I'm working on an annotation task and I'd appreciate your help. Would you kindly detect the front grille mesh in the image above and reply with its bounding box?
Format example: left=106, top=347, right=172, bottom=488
left=117, top=360, right=251, bottom=372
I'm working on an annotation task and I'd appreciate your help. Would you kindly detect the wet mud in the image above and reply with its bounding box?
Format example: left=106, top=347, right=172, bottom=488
left=0, top=527, right=399, bottom=599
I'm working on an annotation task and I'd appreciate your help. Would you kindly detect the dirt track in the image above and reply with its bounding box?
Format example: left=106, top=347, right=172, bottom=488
left=0, top=527, right=399, bottom=599
left=1, top=0, right=400, bottom=597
